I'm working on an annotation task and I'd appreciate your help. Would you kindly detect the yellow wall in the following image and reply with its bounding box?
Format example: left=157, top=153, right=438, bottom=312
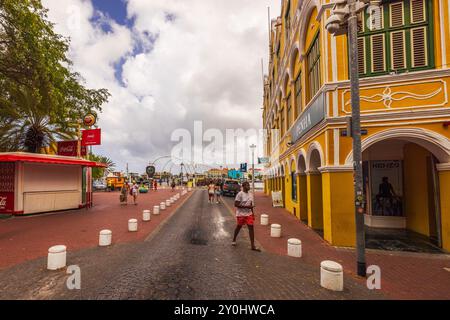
left=404, top=143, right=431, bottom=237
left=321, top=171, right=356, bottom=246
left=438, top=170, right=450, bottom=252
left=307, top=173, right=323, bottom=230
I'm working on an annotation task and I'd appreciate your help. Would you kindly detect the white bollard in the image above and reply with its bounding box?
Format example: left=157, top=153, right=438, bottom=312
left=160, top=202, right=166, bottom=210
left=270, top=224, right=281, bottom=238
left=176, top=193, right=180, bottom=199
left=188, top=187, right=192, bottom=192
left=320, top=260, right=344, bottom=291
left=153, top=205, right=160, bottom=215
left=47, top=245, right=67, bottom=270
left=287, top=238, right=302, bottom=258
left=128, top=219, right=138, bottom=232
left=260, top=214, right=269, bottom=226
left=143, top=210, right=151, bottom=221
left=166, top=200, right=171, bottom=207
left=99, top=230, right=112, bottom=246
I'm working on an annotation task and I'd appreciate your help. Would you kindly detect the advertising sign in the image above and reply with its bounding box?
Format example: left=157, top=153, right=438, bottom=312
left=57, top=140, right=87, bottom=157
left=146, top=166, right=156, bottom=178
left=240, top=163, right=247, bottom=172
left=370, top=160, right=403, bottom=216
left=291, top=93, right=325, bottom=143
left=83, top=113, right=97, bottom=127
left=0, top=163, right=15, bottom=213
left=82, top=128, right=101, bottom=146
left=271, top=191, right=284, bottom=208
left=258, top=157, right=269, bottom=164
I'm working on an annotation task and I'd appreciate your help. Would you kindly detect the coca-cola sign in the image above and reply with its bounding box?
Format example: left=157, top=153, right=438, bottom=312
left=57, top=141, right=87, bottom=156
left=0, top=193, right=14, bottom=213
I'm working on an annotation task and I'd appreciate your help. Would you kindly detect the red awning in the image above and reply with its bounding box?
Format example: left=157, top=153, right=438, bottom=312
left=0, top=152, right=106, bottom=167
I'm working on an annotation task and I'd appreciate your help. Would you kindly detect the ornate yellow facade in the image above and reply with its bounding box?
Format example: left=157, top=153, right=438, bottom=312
left=263, top=0, right=450, bottom=251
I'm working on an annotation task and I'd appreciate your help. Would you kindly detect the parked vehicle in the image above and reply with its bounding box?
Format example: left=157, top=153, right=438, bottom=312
left=106, top=176, right=125, bottom=191
left=93, top=180, right=107, bottom=191
left=222, top=180, right=241, bottom=197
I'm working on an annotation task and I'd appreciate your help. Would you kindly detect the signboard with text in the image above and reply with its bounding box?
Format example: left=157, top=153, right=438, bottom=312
left=0, top=163, right=15, bottom=213
left=57, top=141, right=87, bottom=157
left=271, top=191, right=284, bottom=208
left=291, top=93, right=325, bottom=142
left=82, top=128, right=101, bottom=146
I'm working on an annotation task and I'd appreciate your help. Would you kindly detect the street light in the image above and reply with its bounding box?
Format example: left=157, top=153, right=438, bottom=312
left=325, top=0, right=381, bottom=278
left=250, top=144, right=256, bottom=203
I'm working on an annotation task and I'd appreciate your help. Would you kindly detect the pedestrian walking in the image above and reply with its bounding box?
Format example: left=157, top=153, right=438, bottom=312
left=232, top=181, right=260, bottom=251
left=131, top=182, right=139, bottom=205
left=171, top=180, right=176, bottom=192
left=120, top=182, right=128, bottom=205
left=153, top=179, right=158, bottom=191
left=208, top=181, right=215, bottom=203
left=215, top=181, right=222, bottom=204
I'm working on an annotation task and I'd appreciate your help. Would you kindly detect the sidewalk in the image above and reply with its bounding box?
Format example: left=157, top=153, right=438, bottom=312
left=0, top=189, right=192, bottom=270
left=225, top=192, right=450, bottom=300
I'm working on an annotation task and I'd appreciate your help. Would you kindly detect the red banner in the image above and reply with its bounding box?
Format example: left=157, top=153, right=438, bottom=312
left=0, top=163, right=15, bottom=213
left=57, top=141, right=87, bottom=157
left=82, top=128, right=101, bottom=146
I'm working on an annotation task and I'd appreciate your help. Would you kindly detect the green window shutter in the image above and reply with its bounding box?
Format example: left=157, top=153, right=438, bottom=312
left=411, top=0, right=426, bottom=23
left=411, top=26, right=428, bottom=67
left=371, top=34, right=386, bottom=73
left=391, top=31, right=406, bottom=70
left=358, top=37, right=366, bottom=74
left=390, top=2, right=405, bottom=27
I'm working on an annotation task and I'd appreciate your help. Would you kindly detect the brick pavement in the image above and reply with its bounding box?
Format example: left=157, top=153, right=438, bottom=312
left=223, top=192, right=450, bottom=300
left=0, top=188, right=192, bottom=270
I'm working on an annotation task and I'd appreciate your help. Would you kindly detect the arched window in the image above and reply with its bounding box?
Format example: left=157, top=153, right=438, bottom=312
left=307, top=32, right=321, bottom=102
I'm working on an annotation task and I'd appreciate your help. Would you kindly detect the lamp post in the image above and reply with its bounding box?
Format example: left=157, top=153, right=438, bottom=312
left=325, top=0, right=380, bottom=277
left=250, top=144, right=256, bottom=203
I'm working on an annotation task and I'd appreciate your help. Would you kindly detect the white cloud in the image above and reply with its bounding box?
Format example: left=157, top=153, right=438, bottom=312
left=42, top=0, right=281, bottom=173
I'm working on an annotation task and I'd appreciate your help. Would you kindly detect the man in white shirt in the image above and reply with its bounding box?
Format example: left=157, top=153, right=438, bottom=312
left=232, top=181, right=260, bottom=251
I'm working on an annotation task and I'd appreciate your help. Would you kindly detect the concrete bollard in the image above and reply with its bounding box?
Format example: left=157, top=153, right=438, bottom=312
left=260, top=214, right=269, bottom=226
left=270, top=224, right=281, bottom=238
left=287, top=238, right=302, bottom=258
left=166, top=200, right=171, bottom=207
left=188, top=187, right=192, bottom=192
left=320, top=260, right=344, bottom=291
left=160, top=202, right=166, bottom=210
left=176, top=193, right=180, bottom=199
left=143, top=210, right=151, bottom=221
left=47, top=245, right=67, bottom=270
left=99, top=230, right=112, bottom=246
left=128, top=219, right=138, bottom=232
left=153, top=205, right=160, bottom=215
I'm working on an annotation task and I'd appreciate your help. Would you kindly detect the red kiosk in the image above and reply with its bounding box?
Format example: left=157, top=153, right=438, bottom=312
left=0, top=152, right=105, bottom=215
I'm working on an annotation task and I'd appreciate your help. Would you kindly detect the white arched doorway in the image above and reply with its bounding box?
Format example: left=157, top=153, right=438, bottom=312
left=346, top=128, right=450, bottom=251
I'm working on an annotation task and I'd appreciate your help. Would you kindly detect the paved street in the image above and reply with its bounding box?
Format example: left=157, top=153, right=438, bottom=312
left=0, top=190, right=383, bottom=300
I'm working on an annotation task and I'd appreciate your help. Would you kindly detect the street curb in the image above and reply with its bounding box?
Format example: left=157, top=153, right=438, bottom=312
left=144, top=190, right=196, bottom=242
left=222, top=196, right=265, bottom=252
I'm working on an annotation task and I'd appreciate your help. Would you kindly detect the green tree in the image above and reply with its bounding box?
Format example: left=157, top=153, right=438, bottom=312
left=0, top=0, right=110, bottom=152
left=88, top=154, right=116, bottom=180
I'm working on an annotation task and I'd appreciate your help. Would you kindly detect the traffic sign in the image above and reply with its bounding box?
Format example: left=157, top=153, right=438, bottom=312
left=240, top=163, right=247, bottom=172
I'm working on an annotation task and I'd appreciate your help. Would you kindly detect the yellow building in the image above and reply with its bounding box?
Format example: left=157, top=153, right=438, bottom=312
left=263, top=0, right=450, bottom=251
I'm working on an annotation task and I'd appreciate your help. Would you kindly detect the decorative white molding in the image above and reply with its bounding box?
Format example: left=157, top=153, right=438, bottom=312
left=333, top=128, right=340, bottom=166
left=318, top=165, right=353, bottom=173
left=439, top=0, right=447, bottom=69
left=436, top=163, right=450, bottom=172
left=345, top=127, right=450, bottom=164
left=306, top=141, right=325, bottom=171
left=342, top=80, right=448, bottom=113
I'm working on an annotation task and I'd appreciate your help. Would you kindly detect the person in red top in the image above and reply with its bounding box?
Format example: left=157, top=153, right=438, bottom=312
left=232, top=181, right=260, bottom=251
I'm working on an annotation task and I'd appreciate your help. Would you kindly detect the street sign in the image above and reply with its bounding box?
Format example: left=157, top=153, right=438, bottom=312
left=57, top=140, right=87, bottom=156
left=240, top=163, right=247, bottom=172
left=82, top=128, right=101, bottom=146
left=146, top=166, right=156, bottom=178
left=258, top=157, right=269, bottom=164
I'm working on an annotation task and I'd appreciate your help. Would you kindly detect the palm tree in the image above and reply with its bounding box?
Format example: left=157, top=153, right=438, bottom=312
left=0, top=86, right=77, bottom=153
left=88, top=154, right=116, bottom=179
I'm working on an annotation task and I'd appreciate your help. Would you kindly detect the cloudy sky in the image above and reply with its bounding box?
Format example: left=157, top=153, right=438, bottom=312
left=42, top=0, right=281, bottom=174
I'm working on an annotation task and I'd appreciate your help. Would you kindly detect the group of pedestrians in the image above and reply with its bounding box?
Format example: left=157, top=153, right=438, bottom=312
left=207, top=180, right=223, bottom=204
left=119, top=181, right=139, bottom=205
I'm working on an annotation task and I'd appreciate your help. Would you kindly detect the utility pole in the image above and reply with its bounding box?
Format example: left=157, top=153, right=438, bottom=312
left=325, top=0, right=377, bottom=277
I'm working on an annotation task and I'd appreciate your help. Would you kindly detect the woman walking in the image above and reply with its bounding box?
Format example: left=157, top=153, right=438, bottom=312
left=120, top=182, right=128, bottom=205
